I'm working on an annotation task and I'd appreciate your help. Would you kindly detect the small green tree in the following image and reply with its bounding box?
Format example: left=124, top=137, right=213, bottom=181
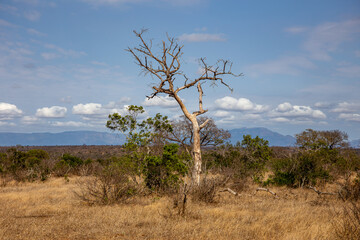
left=62, top=153, right=83, bottom=168
left=0, top=153, right=6, bottom=173
left=266, top=129, right=350, bottom=187
left=296, top=129, right=349, bottom=150
left=106, top=105, right=172, bottom=151
left=267, top=152, right=330, bottom=187
left=143, top=143, right=188, bottom=191
left=106, top=105, right=178, bottom=188
left=239, top=135, right=272, bottom=182
left=5, top=148, right=50, bottom=181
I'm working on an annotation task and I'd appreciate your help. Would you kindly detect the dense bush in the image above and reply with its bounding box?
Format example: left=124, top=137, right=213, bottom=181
left=143, top=144, right=188, bottom=192
left=265, top=152, right=330, bottom=187
left=0, top=152, right=7, bottom=173
left=203, top=135, right=272, bottom=185
left=54, top=153, right=93, bottom=176
left=1, top=148, right=51, bottom=181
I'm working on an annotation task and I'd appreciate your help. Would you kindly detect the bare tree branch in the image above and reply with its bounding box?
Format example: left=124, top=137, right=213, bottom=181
left=307, top=186, right=337, bottom=196
left=255, top=187, right=279, bottom=198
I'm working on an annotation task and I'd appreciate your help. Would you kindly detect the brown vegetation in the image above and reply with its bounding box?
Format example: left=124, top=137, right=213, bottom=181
left=0, top=176, right=348, bottom=240
left=1, top=129, right=359, bottom=239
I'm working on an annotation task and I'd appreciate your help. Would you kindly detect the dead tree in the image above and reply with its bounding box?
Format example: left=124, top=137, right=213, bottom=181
left=164, top=116, right=231, bottom=154
left=127, top=29, right=241, bottom=185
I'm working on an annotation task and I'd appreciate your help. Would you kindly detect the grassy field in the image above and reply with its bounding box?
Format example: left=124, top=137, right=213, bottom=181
left=0, top=176, right=348, bottom=240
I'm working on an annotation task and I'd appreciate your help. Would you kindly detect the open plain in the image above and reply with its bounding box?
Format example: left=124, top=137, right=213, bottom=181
left=0, top=177, right=348, bottom=240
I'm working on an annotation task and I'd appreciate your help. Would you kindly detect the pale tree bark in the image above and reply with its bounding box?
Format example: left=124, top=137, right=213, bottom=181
left=127, top=29, right=241, bottom=185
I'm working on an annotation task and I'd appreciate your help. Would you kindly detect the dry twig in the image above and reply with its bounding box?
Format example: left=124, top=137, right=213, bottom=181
left=219, top=188, right=238, bottom=196
left=255, top=187, right=279, bottom=198
left=307, top=186, right=337, bottom=196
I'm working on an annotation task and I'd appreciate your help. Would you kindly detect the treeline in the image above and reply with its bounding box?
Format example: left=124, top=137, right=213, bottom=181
left=0, top=128, right=359, bottom=202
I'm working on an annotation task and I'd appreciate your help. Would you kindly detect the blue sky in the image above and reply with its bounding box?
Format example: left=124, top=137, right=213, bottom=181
left=0, top=0, right=360, bottom=140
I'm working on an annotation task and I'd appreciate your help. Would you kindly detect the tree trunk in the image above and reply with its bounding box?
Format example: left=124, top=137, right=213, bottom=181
left=191, top=120, right=201, bottom=185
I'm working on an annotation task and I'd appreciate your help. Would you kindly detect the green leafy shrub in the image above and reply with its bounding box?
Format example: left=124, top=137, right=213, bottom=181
left=60, top=153, right=83, bottom=168
left=3, top=148, right=50, bottom=181
left=143, top=144, right=188, bottom=191
left=0, top=153, right=7, bottom=173
left=54, top=153, right=84, bottom=176
left=266, top=152, right=330, bottom=187
left=235, top=135, right=272, bottom=183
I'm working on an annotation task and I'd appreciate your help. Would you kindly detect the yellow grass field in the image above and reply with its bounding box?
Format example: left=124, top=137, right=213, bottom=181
left=0, top=177, right=346, bottom=240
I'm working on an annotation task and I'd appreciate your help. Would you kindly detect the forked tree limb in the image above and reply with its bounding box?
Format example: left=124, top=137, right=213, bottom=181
left=307, top=186, right=337, bottom=196
left=255, top=187, right=279, bottom=198
left=219, top=188, right=239, bottom=196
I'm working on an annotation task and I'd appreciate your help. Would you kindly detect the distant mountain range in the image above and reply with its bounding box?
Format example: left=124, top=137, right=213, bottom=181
left=228, top=127, right=296, bottom=147
left=0, top=131, right=125, bottom=146
left=0, top=128, right=358, bottom=147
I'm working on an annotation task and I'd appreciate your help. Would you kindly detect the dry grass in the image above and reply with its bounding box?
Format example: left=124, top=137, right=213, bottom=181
left=0, top=177, right=344, bottom=240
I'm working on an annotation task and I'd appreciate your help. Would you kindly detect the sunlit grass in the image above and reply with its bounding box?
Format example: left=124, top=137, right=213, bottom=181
left=0, top=177, right=345, bottom=240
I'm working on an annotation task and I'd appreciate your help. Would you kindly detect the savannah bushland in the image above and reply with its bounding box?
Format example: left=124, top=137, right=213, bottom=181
left=0, top=129, right=359, bottom=240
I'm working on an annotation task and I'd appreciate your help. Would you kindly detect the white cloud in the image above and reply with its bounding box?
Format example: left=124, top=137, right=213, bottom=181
left=21, top=116, right=40, bottom=124
left=331, top=102, right=360, bottom=113
left=143, top=96, right=178, bottom=108
left=269, top=102, right=326, bottom=120
left=73, top=103, right=103, bottom=115
left=215, top=96, right=268, bottom=112
left=119, top=97, right=131, bottom=103
left=72, top=102, right=128, bottom=121
left=304, top=19, right=360, bottom=61
left=314, top=101, right=335, bottom=109
left=276, top=102, right=292, bottom=112
left=338, top=113, right=360, bottom=122
left=0, top=121, right=16, bottom=126
left=213, top=110, right=231, bottom=117
left=242, top=113, right=262, bottom=120
left=36, top=106, right=67, bottom=118
left=271, top=117, right=290, bottom=123
left=178, top=33, right=226, bottom=42
left=50, top=121, right=91, bottom=127
left=217, top=115, right=235, bottom=124
left=0, top=102, right=23, bottom=120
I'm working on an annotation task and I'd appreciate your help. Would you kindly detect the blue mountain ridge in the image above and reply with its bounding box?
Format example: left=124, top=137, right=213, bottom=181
left=228, top=127, right=296, bottom=147
left=0, top=131, right=125, bottom=146
left=0, top=128, right=357, bottom=147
